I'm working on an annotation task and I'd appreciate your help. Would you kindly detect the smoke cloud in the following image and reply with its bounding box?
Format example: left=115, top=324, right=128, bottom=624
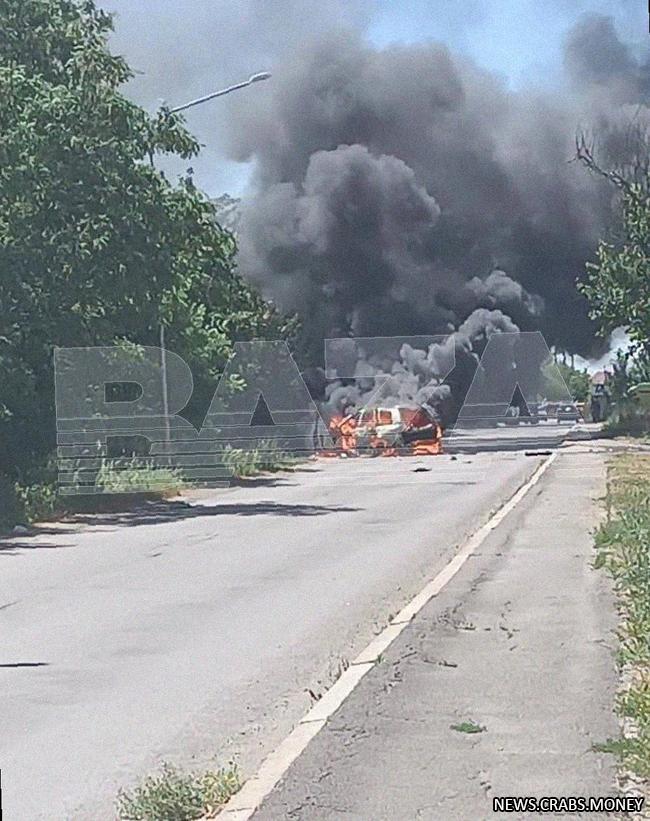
left=220, top=16, right=648, bottom=362
left=103, top=4, right=649, bottom=415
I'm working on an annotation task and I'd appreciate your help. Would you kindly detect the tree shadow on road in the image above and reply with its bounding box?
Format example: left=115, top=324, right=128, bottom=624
left=0, top=540, right=75, bottom=556
left=3, top=499, right=362, bottom=535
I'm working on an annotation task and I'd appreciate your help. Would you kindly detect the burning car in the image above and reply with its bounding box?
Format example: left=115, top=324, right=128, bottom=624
left=327, top=405, right=443, bottom=456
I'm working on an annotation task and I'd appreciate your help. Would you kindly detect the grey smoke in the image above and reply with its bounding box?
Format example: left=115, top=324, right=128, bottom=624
left=103, top=4, right=649, bottom=416
left=221, top=15, right=648, bottom=359
left=319, top=308, right=516, bottom=419
left=564, top=14, right=650, bottom=101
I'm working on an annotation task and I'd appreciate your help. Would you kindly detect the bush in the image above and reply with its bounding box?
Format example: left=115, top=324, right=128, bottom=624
left=116, top=762, right=240, bottom=821
left=14, top=481, right=58, bottom=523
left=219, top=438, right=297, bottom=479
left=95, top=460, right=185, bottom=495
left=603, top=400, right=650, bottom=438
left=0, top=472, right=21, bottom=530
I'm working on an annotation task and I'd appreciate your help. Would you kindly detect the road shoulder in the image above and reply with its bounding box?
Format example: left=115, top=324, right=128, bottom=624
left=245, top=448, right=618, bottom=820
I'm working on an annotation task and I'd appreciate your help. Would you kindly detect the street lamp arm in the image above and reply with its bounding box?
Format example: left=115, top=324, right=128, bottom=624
left=168, top=72, right=271, bottom=115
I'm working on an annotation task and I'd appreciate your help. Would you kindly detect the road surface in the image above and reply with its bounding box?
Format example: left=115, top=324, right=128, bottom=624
left=251, top=444, right=618, bottom=820
left=0, top=425, right=588, bottom=818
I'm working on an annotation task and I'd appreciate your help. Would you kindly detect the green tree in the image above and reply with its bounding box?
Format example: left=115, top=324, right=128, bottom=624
left=0, top=0, right=294, bottom=478
left=575, top=133, right=650, bottom=363
left=542, top=360, right=591, bottom=402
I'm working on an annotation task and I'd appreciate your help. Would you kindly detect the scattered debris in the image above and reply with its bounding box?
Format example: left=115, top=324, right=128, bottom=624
left=10, top=524, right=30, bottom=536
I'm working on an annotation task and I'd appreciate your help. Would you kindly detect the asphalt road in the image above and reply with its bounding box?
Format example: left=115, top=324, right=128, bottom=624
left=252, top=443, right=618, bottom=820
left=0, top=425, right=579, bottom=819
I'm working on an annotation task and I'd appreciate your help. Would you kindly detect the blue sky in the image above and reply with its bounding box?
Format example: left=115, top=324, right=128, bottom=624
left=368, top=0, right=646, bottom=90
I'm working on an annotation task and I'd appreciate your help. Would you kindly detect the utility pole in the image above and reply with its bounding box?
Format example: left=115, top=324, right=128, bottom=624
left=160, top=324, right=171, bottom=460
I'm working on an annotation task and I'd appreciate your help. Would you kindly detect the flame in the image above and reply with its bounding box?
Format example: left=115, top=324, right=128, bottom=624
left=368, top=434, right=399, bottom=457
left=321, top=408, right=442, bottom=459
left=328, top=414, right=358, bottom=455
left=411, top=439, right=442, bottom=456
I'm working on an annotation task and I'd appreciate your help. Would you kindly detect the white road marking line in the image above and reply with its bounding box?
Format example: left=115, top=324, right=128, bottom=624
left=214, top=451, right=558, bottom=820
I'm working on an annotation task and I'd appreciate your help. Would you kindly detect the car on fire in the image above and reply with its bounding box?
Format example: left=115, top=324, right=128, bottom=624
left=351, top=405, right=443, bottom=454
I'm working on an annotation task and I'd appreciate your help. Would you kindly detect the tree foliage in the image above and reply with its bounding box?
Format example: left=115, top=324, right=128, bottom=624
left=579, top=187, right=650, bottom=357
left=0, top=0, right=294, bottom=477
left=575, top=132, right=650, bottom=363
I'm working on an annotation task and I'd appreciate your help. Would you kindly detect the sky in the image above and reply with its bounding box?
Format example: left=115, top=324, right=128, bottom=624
left=101, top=0, right=648, bottom=198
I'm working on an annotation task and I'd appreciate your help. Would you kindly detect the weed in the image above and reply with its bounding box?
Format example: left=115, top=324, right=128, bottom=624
left=593, top=454, right=650, bottom=780
left=116, top=761, right=240, bottom=821
left=95, top=460, right=184, bottom=495
left=450, top=720, right=486, bottom=734
left=219, top=439, right=298, bottom=479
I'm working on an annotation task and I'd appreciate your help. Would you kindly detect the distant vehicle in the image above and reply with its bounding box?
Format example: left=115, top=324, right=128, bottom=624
left=503, top=404, right=521, bottom=425
left=524, top=401, right=545, bottom=424
left=556, top=402, right=581, bottom=423
left=504, top=401, right=545, bottom=425
left=533, top=401, right=548, bottom=420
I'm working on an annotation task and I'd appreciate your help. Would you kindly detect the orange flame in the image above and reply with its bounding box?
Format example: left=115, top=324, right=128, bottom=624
left=321, top=409, right=443, bottom=459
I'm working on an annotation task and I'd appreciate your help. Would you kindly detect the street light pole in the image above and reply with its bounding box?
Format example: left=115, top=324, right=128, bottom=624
left=168, top=71, right=271, bottom=115
left=157, top=71, right=271, bottom=456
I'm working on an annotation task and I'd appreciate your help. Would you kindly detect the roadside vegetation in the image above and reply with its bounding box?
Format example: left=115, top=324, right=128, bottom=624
left=576, top=131, right=650, bottom=438
left=0, top=444, right=299, bottom=533
left=220, top=439, right=299, bottom=479
left=0, top=0, right=297, bottom=530
left=94, top=461, right=185, bottom=495
left=116, top=761, right=240, bottom=821
left=603, top=404, right=650, bottom=440
left=594, top=454, right=650, bottom=780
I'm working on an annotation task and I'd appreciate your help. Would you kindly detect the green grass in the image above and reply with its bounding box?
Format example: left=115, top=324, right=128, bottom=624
left=450, top=720, right=486, bottom=734
left=95, top=460, right=185, bottom=495
left=116, top=761, right=240, bottom=821
left=1, top=441, right=299, bottom=531
left=219, top=438, right=298, bottom=479
left=593, top=453, right=650, bottom=778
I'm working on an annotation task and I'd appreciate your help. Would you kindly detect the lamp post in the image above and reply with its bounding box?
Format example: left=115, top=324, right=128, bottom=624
left=167, top=71, right=271, bottom=115
left=159, top=71, right=271, bottom=455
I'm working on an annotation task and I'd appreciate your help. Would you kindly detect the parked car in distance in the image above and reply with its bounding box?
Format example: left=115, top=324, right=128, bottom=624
left=556, top=402, right=581, bottom=423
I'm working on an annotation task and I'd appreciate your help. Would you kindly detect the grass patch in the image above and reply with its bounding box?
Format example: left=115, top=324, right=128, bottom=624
left=116, top=761, right=240, bottom=821
left=1, top=442, right=299, bottom=532
left=219, top=438, right=298, bottom=479
left=594, top=453, right=650, bottom=779
left=95, top=460, right=185, bottom=495
left=450, top=720, right=486, bottom=734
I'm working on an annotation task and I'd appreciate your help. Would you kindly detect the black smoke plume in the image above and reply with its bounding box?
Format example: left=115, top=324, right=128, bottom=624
left=221, top=15, right=648, bottom=368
